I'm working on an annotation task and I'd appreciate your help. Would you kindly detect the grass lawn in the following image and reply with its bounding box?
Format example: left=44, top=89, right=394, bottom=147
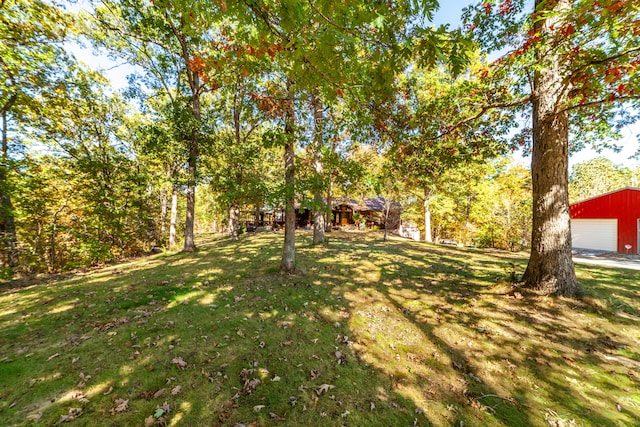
left=1, top=231, right=639, bottom=426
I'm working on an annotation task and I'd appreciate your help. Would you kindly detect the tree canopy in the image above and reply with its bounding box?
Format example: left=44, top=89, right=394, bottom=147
left=0, top=0, right=638, bottom=297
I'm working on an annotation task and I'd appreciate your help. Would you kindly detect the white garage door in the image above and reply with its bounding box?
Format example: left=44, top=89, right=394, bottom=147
left=571, top=219, right=617, bottom=251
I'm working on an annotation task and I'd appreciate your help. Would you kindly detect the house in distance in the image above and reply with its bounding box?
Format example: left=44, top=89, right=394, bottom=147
left=569, top=187, right=640, bottom=254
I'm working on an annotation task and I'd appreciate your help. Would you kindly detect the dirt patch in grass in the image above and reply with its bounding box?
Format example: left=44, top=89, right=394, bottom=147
left=0, top=231, right=639, bottom=426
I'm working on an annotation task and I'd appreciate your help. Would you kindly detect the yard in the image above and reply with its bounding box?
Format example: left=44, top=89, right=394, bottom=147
left=1, top=231, right=639, bottom=426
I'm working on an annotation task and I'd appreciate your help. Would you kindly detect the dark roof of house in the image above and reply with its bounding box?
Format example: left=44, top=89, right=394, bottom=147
left=332, top=196, right=400, bottom=211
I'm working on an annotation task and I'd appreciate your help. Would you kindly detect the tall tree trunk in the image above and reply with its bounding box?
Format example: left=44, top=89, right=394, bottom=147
left=281, top=85, right=296, bottom=273
left=168, top=18, right=201, bottom=253
left=160, top=187, right=168, bottom=240
left=522, top=0, right=581, bottom=296
left=423, top=188, right=433, bottom=243
left=0, top=110, right=17, bottom=268
left=325, top=138, right=337, bottom=233
left=169, top=184, right=178, bottom=250
left=325, top=186, right=332, bottom=233
left=228, top=202, right=240, bottom=241
left=311, top=94, right=325, bottom=245
left=183, top=132, right=198, bottom=252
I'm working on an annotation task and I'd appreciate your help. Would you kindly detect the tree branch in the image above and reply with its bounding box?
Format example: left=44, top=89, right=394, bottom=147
left=431, top=95, right=531, bottom=140
left=560, top=93, right=640, bottom=115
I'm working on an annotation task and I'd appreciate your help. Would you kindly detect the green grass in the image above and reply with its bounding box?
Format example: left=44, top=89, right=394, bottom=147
left=1, top=231, right=639, bottom=426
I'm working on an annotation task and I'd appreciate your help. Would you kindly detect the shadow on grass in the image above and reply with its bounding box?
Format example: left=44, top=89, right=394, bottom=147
left=0, top=231, right=639, bottom=426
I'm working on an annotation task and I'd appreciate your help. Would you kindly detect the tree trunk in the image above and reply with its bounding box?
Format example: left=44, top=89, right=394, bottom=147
left=160, top=187, right=168, bottom=240
left=423, top=188, right=433, bottom=243
left=522, top=0, right=581, bottom=297
left=325, top=189, right=332, bottom=233
left=169, top=184, right=178, bottom=250
left=281, top=85, right=296, bottom=273
left=183, top=136, right=198, bottom=252
left=311, top=94, right=325, bottom=245
left=228, top=202, right=240, bottom=241
left=0, top=110, right=17, bottom=268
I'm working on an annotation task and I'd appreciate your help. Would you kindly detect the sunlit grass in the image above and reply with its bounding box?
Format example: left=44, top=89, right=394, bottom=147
left=0, top=230, right=639, bottom=426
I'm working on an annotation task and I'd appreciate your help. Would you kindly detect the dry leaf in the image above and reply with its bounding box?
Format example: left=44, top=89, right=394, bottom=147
left=243, top=378, right=261, bottom=394
left=253, top=405, right=266, bottom=412
left=103, top=386, right=114, bottom=395
left=110, top=398, right=129, bottom=415
left=74, top=392, right=90, bottom=403
left=55, top=408, right=82, bottom=425
left=171, top=357, right=187, bottom=369
left=144, top=415, right=155, bottom=427
left=26, top=413, right=42, bottom=421
left=310, top=369, right=321, bottom=380
left=47, top=353, right=60, bottom=361
left=315, top=384, right=335, bottom=395
left=170, top=385, right=182, bottom=396
left=153, top=388, right=166, bottom=399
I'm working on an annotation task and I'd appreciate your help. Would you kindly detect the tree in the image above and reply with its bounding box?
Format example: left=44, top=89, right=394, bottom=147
left=471, top=161, right=531, bottom=250
left=464, top=0, right=640, bottom=296
left=0, top=0, right=75, bottom=270
left=310, top=94, right=326, bottom=245
left=378, top=63, right=509, bottom=242
left=90, top=0, right=220, bottom=252
left=569, top=157, right=630, bottom=203
left=131, top=99, right=186, bottom=249
left=18, top=68, right=158, bottom=271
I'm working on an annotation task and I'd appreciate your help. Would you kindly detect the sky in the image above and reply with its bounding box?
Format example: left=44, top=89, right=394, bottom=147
left=67, top=0, right=639, bottom=170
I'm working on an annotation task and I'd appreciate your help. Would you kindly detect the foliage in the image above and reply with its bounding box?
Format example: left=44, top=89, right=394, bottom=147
left=471, top=162, right=532, bottom=250
left=462, top=0, right=640, bottom=152
left=569, top=156, right=632, bottom=203
left=10, top=69, right=159, bottom=273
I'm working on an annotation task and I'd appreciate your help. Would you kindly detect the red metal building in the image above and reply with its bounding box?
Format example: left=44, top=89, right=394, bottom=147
left=570, top=187, right=640, bottom=253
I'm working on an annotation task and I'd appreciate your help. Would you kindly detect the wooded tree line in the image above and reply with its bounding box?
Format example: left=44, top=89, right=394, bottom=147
left=1, top=0, right=638, bottom=297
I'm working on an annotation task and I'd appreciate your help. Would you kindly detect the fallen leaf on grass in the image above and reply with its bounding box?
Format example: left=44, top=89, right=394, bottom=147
left=110, top=398, right=129, bottom=415
left=74, top=392, right=90, bottom=403
left=269, top=412, right=286, bottom=420
left=243, top=378, right=261, bottom=394
left=171, top=357, right=187, bottom=369
left=253, top=405, right=266, bottom=412
left=145, top=415, right=155, bottom=427
left=47, top=353, right=60, bottom=361
left=154, top=388, right=166, bottom=398
left=26, top=413, right=42, bottom=421
left=103, top=386, right=114, bottom=395
left=55, top=407, right=82, bottom=425
left=310, top=369, right=321, bottom=380
left=170, top=385, right=182, bottom=395
left=154, top=402, right=171, bottom=419
left=315, top=384, right=335, bottom=395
